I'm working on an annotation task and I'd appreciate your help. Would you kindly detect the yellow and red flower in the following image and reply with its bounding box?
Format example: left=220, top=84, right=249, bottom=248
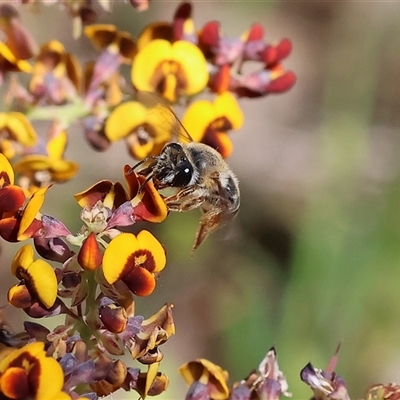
left=84, top=24, right=137, bottom=64
left=137, top=2, right=195, bottom=50
left=0, top=152, right=25, bottom=217
left=73, top=167, right=167, bottom=270
left=29, top=40, right=81, bottom=104
left=105, top=100, right=172, bottom=160
left=182, top=92, right=243, bottom=158
left=9, top=244, right=58, bottom=309
left=84, top=24, right=136, bottom=108
left=0, top=153, right=50, bottom=242
left=132, top=39, right=208, bottom=103
left=179, top=358, right=230, bottom=400
left=0, top=342, right=66, bottom=400
left=0, top=41, right=32, bottom=86
left=75, top=164, right=167, bottom=226
left=0, top=111, right=37, bottom=159
left=13, top=128, right=79, bottom=190
left=102, top=231, right=166, bottom=296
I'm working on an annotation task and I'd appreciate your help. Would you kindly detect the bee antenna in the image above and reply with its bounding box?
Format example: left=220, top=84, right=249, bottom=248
left=127, top=155, right=158, bottom=175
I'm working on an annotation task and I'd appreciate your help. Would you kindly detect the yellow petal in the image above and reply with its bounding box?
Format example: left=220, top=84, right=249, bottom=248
left=170, top=40, right=208, bottom=95
left=84, top=24, right=117, bottom=49
left=132, top=39, right=208, bottom=98
left=0, top=152, right=15, bottom=185
left=14, top=155, right=52, bottom=175
left=0, top=42, right=32, bottom=73
left=18, top=185, right=51, bottom=241
left=105, top=101, right=147, bottom=141
left=0, top=342, right=44, bottom=372
left=28, top=259, right=58, bottom=308
left=179, top=359, right=229, bottom=400
left=103, top=232, right=139, bottom=284
left=47, top=159, right=79, bottom=182
left=40, top=40, right=66, bottom=55
left=5, top=112, right=37, bottom=147
left=132, top=39, right=172, bottom=93
left=181, top=100, right=215, bottom=142
left=136, top=230, right=166, bottom=273
left=144, top=362, right=160, bottom=398
left=11, top=244, right=34, bottom=276
left=35, top=352, right=64, bottom=400
left=46, top=130, right=67, bottom=159
left=214, top=92, right=243, bottom=130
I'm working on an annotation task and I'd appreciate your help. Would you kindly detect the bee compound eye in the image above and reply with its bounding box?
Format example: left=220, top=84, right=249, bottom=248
left=172, top=161, right=193, bottom=187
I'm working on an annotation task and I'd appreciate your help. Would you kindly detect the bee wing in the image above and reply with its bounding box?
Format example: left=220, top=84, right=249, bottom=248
left=194, top=205, right=239, bottom=252
left=136, top=91, right=193, bottom=143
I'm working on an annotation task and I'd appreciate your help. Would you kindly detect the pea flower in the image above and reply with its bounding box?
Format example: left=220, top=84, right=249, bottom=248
left=300, top=345, right=349, bottom=400
left=0, top=152, right=25, bottom=217
left=0, top=342, right=66, bottom=400
left=199, top=21, right=296, bottom=98
left=179, top=358, right=230, bottom=400
left=29, top=40, right=82, bottom=104
left=13, top=127, right=79, bottom=190
left=131, top=39, right=208, bottom=103
left=104, top=100, right=173, bottom=159
left=0, top=111, right=37, bottom=159
left=84, top=24, right=136, bottom=108
left=0, top=42, right=31, bottom=86
left=0, top=153, right=51, bottom=242
left=182, top=91, right=243, bottom=158
left=102, top=231, right=166, bottom=296
left=8, top=244, right=58, bottom=309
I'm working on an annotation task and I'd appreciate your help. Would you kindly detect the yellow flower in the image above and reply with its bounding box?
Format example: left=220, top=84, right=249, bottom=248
left=0, top=342, right=65, bottom=400
left=105, top=100, right=172, bottom=159
left=182, top=92, right=243, bottom=158
left=14, top=130, right=79, bottom=187
left=179, top=358, right=229, bottom=400
left=132, top=39, right=208, bottom=103
left=10, top=244, right=58, bottom=308
left=0, top=111, right=37, bottom=159
left=103, top=231, right=166, bottom=296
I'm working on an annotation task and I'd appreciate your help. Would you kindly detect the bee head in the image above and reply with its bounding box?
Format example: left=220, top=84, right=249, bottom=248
left=155, top=143, right=194, bottom=187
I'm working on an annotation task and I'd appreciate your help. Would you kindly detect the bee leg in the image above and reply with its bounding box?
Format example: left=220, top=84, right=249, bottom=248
left=164, top=187, right=205, bottom=212
left=166, top=197, right=206, bottom=212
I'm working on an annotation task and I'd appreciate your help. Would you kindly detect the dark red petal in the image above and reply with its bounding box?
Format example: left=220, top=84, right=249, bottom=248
left=198, top=21, right=220, bottom=59
left=262, top=38, right=292, bottom=67
left=173, top=2, right=192, bottom=41
left=34, top=237, right=73, bottom=263
left=0, top=185, right=25, bottom=214
left=246, top=23, right=264, bottom=42
left=133, top=178, right=168, bottom=223
left=0, top=215, right=21, bottom=242
left=0, top=366, right=30, bottom=399
left=208, top=64, right=230, bottom=94
left=264, top=71, right=296, bottom=94
left=122, top=267, right=156, bottom=296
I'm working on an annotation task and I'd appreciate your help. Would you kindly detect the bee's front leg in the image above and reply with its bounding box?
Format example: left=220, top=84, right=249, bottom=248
left=165, top=187, right=205, bottom=212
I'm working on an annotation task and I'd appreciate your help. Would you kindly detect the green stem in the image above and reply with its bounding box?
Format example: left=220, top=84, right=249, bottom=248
left=26, top=99, right=91, bottom=126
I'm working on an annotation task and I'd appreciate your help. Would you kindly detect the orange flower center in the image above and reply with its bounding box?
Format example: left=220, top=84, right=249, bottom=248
left=128, top=249, right=156, bottom=272
left=151, top=60, right=188, bottom=102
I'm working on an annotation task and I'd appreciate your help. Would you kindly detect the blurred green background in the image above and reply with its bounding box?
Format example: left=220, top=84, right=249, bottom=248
left=3, top=1, right=400, bottom=399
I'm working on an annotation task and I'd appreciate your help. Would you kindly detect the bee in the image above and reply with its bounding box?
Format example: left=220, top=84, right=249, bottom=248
left=130, top=95, right=240, bottom=251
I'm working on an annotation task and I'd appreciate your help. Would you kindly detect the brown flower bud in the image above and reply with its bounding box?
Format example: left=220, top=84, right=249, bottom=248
left=99, top=303, right=128, bottom=333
